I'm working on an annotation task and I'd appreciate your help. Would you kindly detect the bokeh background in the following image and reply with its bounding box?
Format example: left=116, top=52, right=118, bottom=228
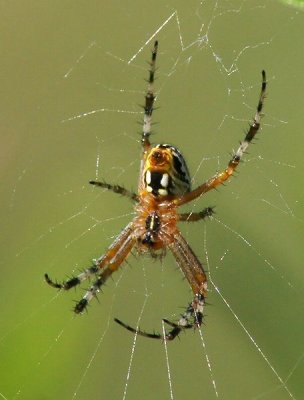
left=1, top=1, right=304, bottom=399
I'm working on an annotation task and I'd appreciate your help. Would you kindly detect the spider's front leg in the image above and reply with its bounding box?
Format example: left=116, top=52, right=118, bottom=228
left=45, top=223, right=136, bottom=313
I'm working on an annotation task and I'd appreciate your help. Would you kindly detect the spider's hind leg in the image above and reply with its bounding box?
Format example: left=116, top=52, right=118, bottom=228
left=164, top=293, right=205, bottom=340
left=114, top=294, right=205, bottom=341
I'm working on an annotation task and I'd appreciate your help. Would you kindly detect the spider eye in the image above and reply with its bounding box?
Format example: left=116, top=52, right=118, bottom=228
left=152, top=151, right=164, bottom=163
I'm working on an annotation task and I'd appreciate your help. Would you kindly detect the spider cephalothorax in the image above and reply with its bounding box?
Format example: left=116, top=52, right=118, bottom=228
left=45, top=41, right=267, bottom=341
left=143, top=144, right=191, bottom=196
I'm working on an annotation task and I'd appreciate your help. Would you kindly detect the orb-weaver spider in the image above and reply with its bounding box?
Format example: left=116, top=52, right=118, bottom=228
left=45, top=41, right=267, bottom=341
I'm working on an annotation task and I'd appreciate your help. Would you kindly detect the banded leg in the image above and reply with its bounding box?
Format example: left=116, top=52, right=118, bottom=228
left=115, top=294, right=204, bottom=341
left=141, top=40, right=158, bottom=151
left=45, top=265, right=99, bottom=290
left=138, top=41, right=158, bottom=190
left=115, top=231, right=207, bottom=340
left=175, top=70, right=267, bottom=207
left=45, top=223, right=136, bottom=313
left=178, top=206, right=215, bottom=222
left=89, top=180, right=138, bottom=202
left=159, top=232, right=208, bottom=340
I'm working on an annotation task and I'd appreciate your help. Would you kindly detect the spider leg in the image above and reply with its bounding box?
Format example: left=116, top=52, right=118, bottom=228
left=114, top=305, right=199, bottom=341
left=115, top=231, right=207, bottom=341
left=141, top=40, right=158, bottom=151
left=169, top=231, right=208, bottom=298
left=114, top=316, right=193, bottom=341
left=175, top=70, right=267, bottom=206
left=114, top=318, right=162, bottom=339
left=161, top=295, right=205, bottom=341
left=138, top=41, right=158, bottom=191
left=88, top=42, right=158, bottom=205
left=45, top=265, right=99, bottom=290
left=160, top=231, right=207, bottom=340
left=178, top=206, right=215, bottom=222
left=89, top=180, right=138, bottom=202
left=45, top=222, right=136, bottom=313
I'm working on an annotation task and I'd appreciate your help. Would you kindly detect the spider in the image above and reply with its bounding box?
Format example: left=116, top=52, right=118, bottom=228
left=45, top=41, right=267, bottom=341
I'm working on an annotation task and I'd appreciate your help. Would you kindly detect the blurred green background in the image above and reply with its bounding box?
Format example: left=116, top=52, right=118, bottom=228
left=1, top=1, right=304, bottom=399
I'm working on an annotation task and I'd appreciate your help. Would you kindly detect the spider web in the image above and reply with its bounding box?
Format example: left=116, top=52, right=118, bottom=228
left=1, top=1, right=304, bottom=400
